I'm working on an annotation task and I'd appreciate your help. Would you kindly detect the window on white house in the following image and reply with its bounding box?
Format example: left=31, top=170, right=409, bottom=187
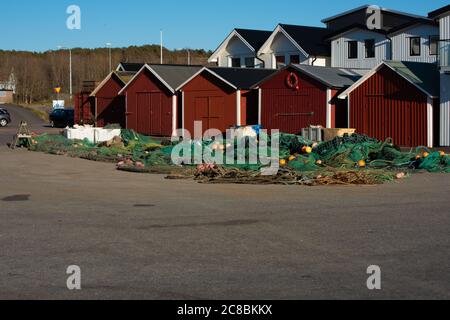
left=365, top=39, right=375, bottom=58
left=244, top=57, right=255, bottom=68
left=348, top=41, right=358, bottom=59
left=410, top=37, right=421, bottom=56
left=290, top=55, right=300, bottom=64
left=275, top=55, right=286, bottom=68
left=231, top=58, right=241, bottom=67
left=429, top=36, right=439, bottom=56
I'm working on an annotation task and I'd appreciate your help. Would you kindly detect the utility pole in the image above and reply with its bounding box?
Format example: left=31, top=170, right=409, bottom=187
left=160, top=30, right=163, bottom=64
left=106, top=43, right=112, bottom=72
left=58, top=45, right=73, bottom=100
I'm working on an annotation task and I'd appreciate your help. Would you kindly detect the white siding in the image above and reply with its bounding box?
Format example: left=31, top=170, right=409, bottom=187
left=331, top=29, right=390, bottom=69
left=260, top=32, right=308, bottom=69
left=440, top=73, right=450, bottom=146
left=441, top=15, right=450, bottom=40
left=440, top=15, right=450, bottom=68
left=311, top=56, right=330, bottom=66
left=216, top=36, right=257, bottom=68
left=439, top=14, right=450, bottom=146
left=391, top=24, right=439, bottom=63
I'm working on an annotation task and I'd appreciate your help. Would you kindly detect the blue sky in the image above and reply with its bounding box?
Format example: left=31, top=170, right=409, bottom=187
left=2, top=0, right=448, bottom=52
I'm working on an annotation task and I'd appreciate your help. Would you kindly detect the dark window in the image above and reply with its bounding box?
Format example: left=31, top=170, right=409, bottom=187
left=290, top=55, right=300, bottom=64
left=231, top=57, right=241, bottom=67
left=244, top=57, right=255, bottom=68
left=348, top=41, right=358, bottom=59
left=365, top=39, right=375, bottom=58
left=429, top=35, right=439, bottom=56
left=276, top=55, right=286, bottom=63
left=410, top=37, right=421, bottom=56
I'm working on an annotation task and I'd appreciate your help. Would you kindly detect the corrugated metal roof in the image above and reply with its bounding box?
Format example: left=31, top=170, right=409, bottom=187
left=208, top=67, right=277, bottom=89
left=291, top=64, right=369, bottom=88
left=384, top=61, right=440, bottom=97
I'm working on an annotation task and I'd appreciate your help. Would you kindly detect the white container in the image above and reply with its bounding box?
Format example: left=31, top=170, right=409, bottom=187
left=64, top=127, right=121, bottom=144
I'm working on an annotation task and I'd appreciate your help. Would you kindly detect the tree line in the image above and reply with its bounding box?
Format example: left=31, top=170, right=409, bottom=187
left=0, top=45, right=212, bottom=104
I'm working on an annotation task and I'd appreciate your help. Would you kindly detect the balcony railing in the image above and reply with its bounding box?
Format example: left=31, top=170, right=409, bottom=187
left=439, top=40, right=450, bottom=69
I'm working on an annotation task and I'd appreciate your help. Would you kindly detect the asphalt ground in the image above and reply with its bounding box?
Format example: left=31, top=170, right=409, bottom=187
left=0, top=146, right=449, bottom=299
left=0, top=105, right=449, bottom=299
left=0, top=104, right=59, bottom=146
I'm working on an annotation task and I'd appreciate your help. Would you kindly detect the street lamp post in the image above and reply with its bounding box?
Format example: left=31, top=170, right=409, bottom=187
left=106, top=43, right=112, bottom=72
left=58, top=45, right=73, bottom=100
left=178, top=48, right=191, bottom=65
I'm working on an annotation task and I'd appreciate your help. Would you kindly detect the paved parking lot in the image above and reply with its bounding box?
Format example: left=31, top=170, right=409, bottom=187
left=0, top=144, right=449, bottom=299
left=0, top=104, right=59, bottom=146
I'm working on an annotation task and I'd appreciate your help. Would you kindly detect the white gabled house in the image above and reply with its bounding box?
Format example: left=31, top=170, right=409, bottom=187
left=257, top=24, right=331, bottom=69
left=389, top=20, right=439, bottom=64
left=208, top=29, right=272, bottom=68
left=429, top=4, right=450, bottom=146
left=326, top=20, right=439, bottom=69
left=327, top=26, right=390, bottom=69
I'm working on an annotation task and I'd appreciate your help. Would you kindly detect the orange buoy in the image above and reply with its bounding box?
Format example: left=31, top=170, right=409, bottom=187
left=358, top=160, right=366, bottom=168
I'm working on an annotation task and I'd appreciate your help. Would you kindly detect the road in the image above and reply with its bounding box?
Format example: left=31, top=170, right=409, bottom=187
left=0, top=145, right=449, bottom=299
left=0, top=104, right=59, bottom=146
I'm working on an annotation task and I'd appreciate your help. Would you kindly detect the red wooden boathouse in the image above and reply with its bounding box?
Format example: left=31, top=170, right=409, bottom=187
left=118, top=64, right=202, bottom=136
left=339, top=61, right=440, bottom=147
left=253, top=64, right=368, bottom=134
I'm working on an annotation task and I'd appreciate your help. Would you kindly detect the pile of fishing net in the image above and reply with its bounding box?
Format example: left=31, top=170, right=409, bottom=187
left=285, top=134, right=450, bottom=173
left=29, top=130, right=164, bottom=164
left=28, top=129, right=450, bottom=185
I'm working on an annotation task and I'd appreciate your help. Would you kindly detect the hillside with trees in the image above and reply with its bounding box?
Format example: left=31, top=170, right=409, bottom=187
left=0, top=45, right=212, bottom=104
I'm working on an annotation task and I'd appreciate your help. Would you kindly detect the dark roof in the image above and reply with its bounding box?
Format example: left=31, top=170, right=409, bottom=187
left=279, top=24, right=331, bottom=56
left=429, top=5, right=450, bottom=18
left=388, top=18, right=437, bottom=34
left=290, top=64, right=369, bottom=88
left=325, top=23, right=387, bottom=40
left=235, top=29, right=272, bottom=51
left=118, top=62, right=145, bottom=72
left=208, top=67, right=277, bottom=89
left=384, top=61, right=440, bottom=97
left=114, top=71, right=137, bottom=84
left=146, top=64, right=203, bottom=90
left=322, top=4, right=427, bottom=23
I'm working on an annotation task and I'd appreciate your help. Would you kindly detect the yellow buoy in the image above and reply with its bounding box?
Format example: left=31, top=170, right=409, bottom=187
left=358, top=160, right=366, bottom=168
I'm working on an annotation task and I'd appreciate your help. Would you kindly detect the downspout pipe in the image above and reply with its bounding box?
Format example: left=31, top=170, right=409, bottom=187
left=386, top=35, right=393, bottom=60
left=255, top=52, right=265, bottom=68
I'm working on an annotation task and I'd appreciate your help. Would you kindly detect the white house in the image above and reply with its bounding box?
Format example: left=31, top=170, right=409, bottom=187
left=257, top=24, right=331, bottom=69
left=208, top=29, right=272, bottom=68
left=209, top=24, right=331, bottom=69
left=429, top=5, right=450, bottom=146
left=328, top=26, right=390, bottom=69
left=389, top=21, right=439, bottom=64
left=322, top=5, right=438, bottom=69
